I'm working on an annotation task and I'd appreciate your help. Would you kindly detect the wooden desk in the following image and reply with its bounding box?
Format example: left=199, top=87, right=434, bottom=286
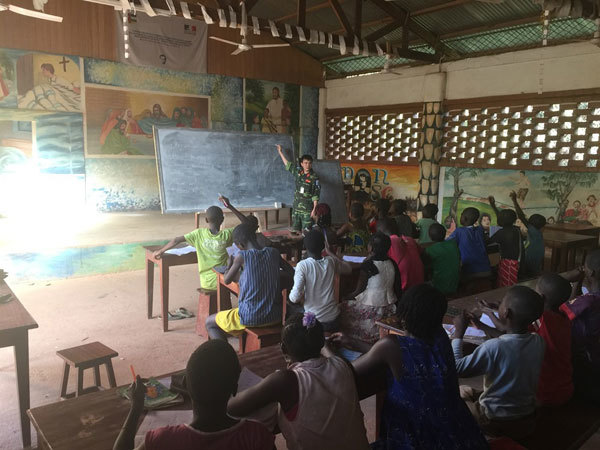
left=144, top=245, right=198, bottom=332
left=542, top=230, right=596, bottom=272
left=1, top=280, right=38, bottom=448
left=27, top=346, right=287, bottom=450
left=545, top=222, right=600, bottom=243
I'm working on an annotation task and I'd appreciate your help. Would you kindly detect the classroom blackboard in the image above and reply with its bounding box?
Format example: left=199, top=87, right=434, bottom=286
left=312, top=160, right=347, bottom=225
left=154, top=128, right=346, bottom=223
left=154, top=128, right=296, bottom=213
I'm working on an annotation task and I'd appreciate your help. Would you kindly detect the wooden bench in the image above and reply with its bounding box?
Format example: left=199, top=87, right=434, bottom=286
left=239, top=289, right=288, bottom=354
left=196, top=288, right=217, bottom=337
left=56, top=342, right=118, bottom=399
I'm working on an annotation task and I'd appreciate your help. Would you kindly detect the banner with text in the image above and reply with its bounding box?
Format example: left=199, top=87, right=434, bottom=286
left=116, top=11, right=207, bottom=73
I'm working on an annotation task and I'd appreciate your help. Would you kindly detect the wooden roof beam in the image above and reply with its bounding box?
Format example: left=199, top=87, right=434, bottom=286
left=297, top=0, right=306, bottom=27
left=364, top=19, right=403, bottom=42
left=354, top=0, right=362, bottom=39
left=328, top=0, right=354, bottom=36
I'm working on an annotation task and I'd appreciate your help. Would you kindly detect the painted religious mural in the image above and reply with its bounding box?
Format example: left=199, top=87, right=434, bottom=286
left=245, top=79, right=300, bottom=146
left=0, top=49, right=17, bottom=108
left=440, top=167, right=600, bottom=228
left=341, top=162, right=420, bottom=216
left=17, top=52, right=81, bottom=112
left=85, top=85, right=210, bottom=157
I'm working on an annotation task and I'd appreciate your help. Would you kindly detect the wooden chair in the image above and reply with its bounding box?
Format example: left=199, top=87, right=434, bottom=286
left=196, top=288, right=217, bottom=337
left=239, top=289, right=288, bottom=354
left=56, top=342, right=118, bottom=399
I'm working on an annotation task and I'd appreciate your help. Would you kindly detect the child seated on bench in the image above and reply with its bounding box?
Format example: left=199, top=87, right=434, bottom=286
left=228, top=312, right=370, bottom=450
left=337, top=202, right=370, bottom=254
left=205, top=223, right=291, bottom=340
left=561, top=249, right=600, bottom=404
left=447, top=207, right=491, bottom=282
left=533, top=273, right=573, bottom=406
left=416, top=203, right=439, bottom=244
left=289, top=230, right=352, bottom=332
left=422, top=223, right=461, bottom=295
left=114, top=340, right=274, bottom=450
left=453, top=286, right=545, bottom=439
left=330, top=284, right=488, bottom=449
left=339, top=232, right=402, bottom=343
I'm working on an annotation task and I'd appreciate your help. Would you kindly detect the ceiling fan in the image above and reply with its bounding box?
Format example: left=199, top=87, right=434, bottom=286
left=0, top=0, right=63, bottom=22
left=209, top=36, right=289, bottom=55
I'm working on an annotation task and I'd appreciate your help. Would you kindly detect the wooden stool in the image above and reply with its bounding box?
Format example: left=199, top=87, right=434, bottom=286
left=196, top=288, right=217, bottom=337
left=56, top=342, right=118, bottom=399
left=240, top=325, right=283, bottom=353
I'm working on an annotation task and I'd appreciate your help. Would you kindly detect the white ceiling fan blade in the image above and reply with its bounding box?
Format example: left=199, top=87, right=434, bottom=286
left=7, top=4, right=63, bottom=22
left=209, top=36, right=241, bottom=46
left=251, top=43, right=290, bottom=48
left=231, top=47, right=246, bottom=55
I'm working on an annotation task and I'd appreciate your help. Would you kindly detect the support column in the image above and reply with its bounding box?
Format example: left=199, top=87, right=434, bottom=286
left=417, top=101, right=444, bottom=211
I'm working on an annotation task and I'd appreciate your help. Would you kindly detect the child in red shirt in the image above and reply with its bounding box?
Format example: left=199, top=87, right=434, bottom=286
left=532, top=273, right=574, bottom=406
left=377, top=218, right=424, bottom=290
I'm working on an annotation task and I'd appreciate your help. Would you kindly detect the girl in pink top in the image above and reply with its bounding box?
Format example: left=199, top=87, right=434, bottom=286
left=228, top=312, right=370, bottom=450
left=377, top=218, right=424, bottom=289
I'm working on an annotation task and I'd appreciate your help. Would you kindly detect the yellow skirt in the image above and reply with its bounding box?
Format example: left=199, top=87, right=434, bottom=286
left=215, top=308, right=246, bottom=335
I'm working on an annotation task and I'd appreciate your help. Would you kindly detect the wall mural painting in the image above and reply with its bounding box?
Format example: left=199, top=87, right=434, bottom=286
left=85, top=85, right=210, bottom=157
left=0, top=49, right=18, bottom=108
left=16, top=52, right=82, bottom=112
left=341, top=162, right=420, bottom=219
left=440, top=167, right=600, bottom=229
left=245, top=79, right=300, bottom=149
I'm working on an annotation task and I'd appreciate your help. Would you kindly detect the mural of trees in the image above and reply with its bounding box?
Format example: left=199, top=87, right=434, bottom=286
left=541, top=172, right=597, bottom=221
left=444, top=167, right=482, bottom=225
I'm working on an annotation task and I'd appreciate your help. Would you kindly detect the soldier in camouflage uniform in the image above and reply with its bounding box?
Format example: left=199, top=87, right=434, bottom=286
left=277, top=145, right=320, bottom=231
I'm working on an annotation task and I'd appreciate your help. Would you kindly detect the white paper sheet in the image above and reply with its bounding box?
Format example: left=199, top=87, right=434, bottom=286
left=443, top=324, right=486, bottom=338
left=480, top=311, right=499, bottom=329
left=165, top=245, right=196, bottom=256
left=342, top=255, right=366, bottom=263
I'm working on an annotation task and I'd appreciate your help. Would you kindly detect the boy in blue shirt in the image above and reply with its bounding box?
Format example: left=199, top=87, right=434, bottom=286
left=447, top=207, right=491, bottom=280
left=452, top=286, right=545, bottom=440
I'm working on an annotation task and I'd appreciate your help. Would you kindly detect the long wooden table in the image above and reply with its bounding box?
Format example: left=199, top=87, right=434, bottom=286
left=542, top=230, right=597, bottom=272
left=1, top=280, right=38, bottom=448
left=544, top=222, right=600, bottom=242
left=27, top=346, right=288, bottom=450
left=144, top=245, right=198, bottom=332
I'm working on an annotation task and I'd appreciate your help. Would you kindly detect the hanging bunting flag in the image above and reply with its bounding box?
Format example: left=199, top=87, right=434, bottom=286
left=228, top=6, right=237, bottom=28
left=284, top=23, right=292, bottom=39
left=165, top=0, right=176, bottom=15
left=319, top=31, right=325, bottom=45
left=352, top=36, right=360, bottom=55
left=362, top=39, right=369, bottom=56
left=339, top=35, right=346, bottom=55
left=375, top=43, right=384, bottom=56
left=180, top=2, right=191, bottom=19
left=240, top=2, right=247, bottom=36
left=327, top=33, right=333, bottom=48
left=309, top=29, right=318, bottom=44
left=269, top=19, right=279, bottom=37
left=252, top=16, right=260, bottom=34
left=296, top=26, right=306, bottom=42
left=217, top=9, right=226, bottom=27
left=201, top=5, right=214, bottom=24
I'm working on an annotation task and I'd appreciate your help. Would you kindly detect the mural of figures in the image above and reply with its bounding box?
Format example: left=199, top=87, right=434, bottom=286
left=0, top=50, right=18, bottom=108
left=440, top=167, right=600, bottom=228
left=341, top=162, right=420, bottom=214
left=245, top=79, right=300, bottom=148
left=85, top=85, right=210, bottom=157
left=17, top=53, right=82, bottom=112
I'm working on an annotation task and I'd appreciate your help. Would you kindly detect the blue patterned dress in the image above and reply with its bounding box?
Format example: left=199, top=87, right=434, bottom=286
left=374, top=331, right=489, bottom=450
